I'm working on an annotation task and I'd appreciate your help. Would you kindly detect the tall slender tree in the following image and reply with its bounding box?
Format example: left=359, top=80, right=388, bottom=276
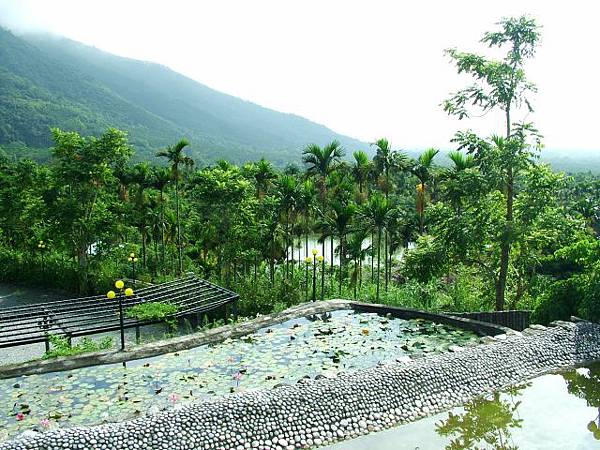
left=152, top=166, right=172, bottom=272
left=303, top=140, right=345, bottom=292
left=443, top=15, right=541, bottom=310
left=359, top=193, right=392, bottom=301
left=372, top=138, right=408, bottom=289
left=351, top=150, right=371, bottom=201
left=156, top=139, right=194, bottom=275
left=410, top=148, right=439, bottom=234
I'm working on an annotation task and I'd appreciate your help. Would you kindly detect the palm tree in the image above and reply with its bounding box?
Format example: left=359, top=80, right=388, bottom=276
left=346, top=230, right=370, bottom=299
left=253, top=158, right=277, bottom=199
left=277, top=175, right=299, bottom=281
left=303, top=140, right=345, bottom=292
left=351, top=150, right=371, bottom=200
left=358, top=193, right=393, bottom=301
left=329, top=200, right=357, bottom=294
left=372, top=138, right=409, bottom=197
left=302, top=140, right=345, bottom=203
left=156, top=139, right=194, bottom=275
left=372, top=138, right=408, bottom=289
left=152, top=166, right=171, bottom=272
left=410, top=148, right=439, bottom=234
left=442, top=151, right=477, bottom=212
left=131, top=162, right=154, bottom=267
left=297, top=179, right=316, bottom=297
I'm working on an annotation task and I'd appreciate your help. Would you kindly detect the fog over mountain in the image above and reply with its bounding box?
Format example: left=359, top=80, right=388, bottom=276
left=1, top=0, right=600, bottom=154
left=0, top=27, right=371, bottom=165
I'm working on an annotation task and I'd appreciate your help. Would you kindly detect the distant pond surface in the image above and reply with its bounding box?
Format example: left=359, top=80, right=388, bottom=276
left=0, top=284, right=64, bottom=309
left=0, top=310, right=480, bottom=442
left=324, top=361, right=600, bottom=450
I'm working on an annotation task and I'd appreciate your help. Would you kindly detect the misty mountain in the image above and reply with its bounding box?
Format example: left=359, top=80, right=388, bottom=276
left=0, top=27, right=367, bottom=165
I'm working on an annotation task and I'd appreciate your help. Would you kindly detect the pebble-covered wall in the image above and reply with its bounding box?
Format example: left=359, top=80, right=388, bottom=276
left=2, top=320, right=599, bottom=450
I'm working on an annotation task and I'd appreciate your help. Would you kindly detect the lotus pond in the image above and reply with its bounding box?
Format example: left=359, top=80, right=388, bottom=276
left=0, top=310, right=480, bottom=442
left=324, top=362, right=600, bottom=450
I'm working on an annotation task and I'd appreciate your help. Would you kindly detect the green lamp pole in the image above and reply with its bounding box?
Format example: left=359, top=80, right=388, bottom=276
left=107, top=280, right=134, bottom=351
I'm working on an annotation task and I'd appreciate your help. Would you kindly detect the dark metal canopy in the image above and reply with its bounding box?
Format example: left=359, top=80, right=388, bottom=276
left=0, top=275, right=239, bottom=349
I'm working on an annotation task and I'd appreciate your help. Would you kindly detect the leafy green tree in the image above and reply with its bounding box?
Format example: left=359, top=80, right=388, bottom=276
left=443, top=16, right=541, bottom=310
left=277, top=174, right=299, bottom=280
left=51, top=128, right=131, bottom=286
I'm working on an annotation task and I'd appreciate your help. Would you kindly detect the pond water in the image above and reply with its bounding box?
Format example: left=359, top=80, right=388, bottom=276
left=0, top=284, right=63, bottom=309
left=285, top=235, right=414, bottom=265
left=0, top=310, right=479, bottom=442
left=324, top=361, right=600, bottom=450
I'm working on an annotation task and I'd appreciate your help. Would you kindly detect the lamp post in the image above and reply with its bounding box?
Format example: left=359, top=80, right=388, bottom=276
left=311, top=249, right=318, bottom=302
left=128, top=253, right=138, bottom=286
left=317, top=255, right=324, bottom=300
left=107, top=280, right=134, bottom=351
left=304, top=257, right=312, bottom=302
left=37, top=240, right=47, bottom=273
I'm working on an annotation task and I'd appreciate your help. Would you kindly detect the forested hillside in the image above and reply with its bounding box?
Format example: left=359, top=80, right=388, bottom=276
left=0, top=27, right=365, bottom=165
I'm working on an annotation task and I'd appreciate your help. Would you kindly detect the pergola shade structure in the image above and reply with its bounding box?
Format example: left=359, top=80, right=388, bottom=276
left=0, top=275, right=239, bottom=349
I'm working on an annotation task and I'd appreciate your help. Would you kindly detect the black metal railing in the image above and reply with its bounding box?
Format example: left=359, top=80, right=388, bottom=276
left=0, top=274, right=239, bottom=349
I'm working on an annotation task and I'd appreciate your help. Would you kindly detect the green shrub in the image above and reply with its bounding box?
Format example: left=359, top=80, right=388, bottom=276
left=126, top=302, right=178, bottom=321
left=43, top=334, right=113, bottom=359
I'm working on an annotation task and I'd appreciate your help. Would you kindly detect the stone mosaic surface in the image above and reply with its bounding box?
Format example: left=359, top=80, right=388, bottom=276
left=2, top=320, right=599, bottom=450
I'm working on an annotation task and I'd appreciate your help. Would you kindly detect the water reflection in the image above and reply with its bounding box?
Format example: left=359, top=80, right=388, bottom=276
left=562, top=362, right=600, bottom=441
left=433, top=363, right=600, bottom=449
left=436, top=385, right=527, bottom=450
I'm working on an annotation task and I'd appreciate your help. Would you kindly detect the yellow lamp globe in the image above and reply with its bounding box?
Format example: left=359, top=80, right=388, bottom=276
left=129, top=252, right=135, bottom=258
left=311, top=248, right=318, bottom=256
left=304, top=257, right=312, bottom=264
left=124, top=288, right=134, bottom=297
left=115, top=280, right=125, bottom=290
left=106, top=290, right=116, bottom=299
left=133, top=257, right=138, bottom=263
left=317, top=255, right=324, bottom=262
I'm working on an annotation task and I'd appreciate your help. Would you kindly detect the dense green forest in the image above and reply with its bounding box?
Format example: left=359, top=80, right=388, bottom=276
left=0, top=17, right=598, bottom=324
left=0, top=26, right=364, bottom=165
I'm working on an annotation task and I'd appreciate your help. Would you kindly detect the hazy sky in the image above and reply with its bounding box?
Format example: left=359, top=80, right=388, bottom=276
left=0, top=0, right=598, bottom=151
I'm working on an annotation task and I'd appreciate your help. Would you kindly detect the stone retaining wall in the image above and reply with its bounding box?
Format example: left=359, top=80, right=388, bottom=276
left=2, top=319, right=599, bottom=450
